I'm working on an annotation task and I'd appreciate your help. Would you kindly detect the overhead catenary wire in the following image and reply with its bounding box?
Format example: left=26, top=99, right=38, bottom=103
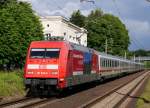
left=131, top=39, right=144, bottom=50
left=80, top=0, right=99, bottom=9
left=111, top=0, right=145, bottom=50
left=80, top=0, right=146, bottom=52
left=51, top=0, right=68, bottom=15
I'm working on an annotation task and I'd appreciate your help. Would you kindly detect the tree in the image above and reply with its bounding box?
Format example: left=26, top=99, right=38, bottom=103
left=131, top=49, right=149, bottom=56
left=86, top=13, right=130, bottom=56
left=70, top=9, right=130, bottom=56
left=0, top=0, right=12, bottom=6
left=0, top=0, right=43, bottom=70
left=88, top=9, right=103, bottom=19
left=70, top=10, right=85, bottom=27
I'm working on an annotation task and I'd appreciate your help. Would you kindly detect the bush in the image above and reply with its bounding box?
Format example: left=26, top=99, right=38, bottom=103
left=0, top=70, right=25, bottom=97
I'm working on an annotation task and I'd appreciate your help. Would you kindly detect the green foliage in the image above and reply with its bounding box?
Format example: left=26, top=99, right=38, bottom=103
left=70, top=10, right=85, bottom=27
left=144, top=61, right=150, bottom=69
left=0, top=0, right=14, bottom=7
left=0, top=70, right=25, bottom=96
left=70, top=9, right=130, bottom=56
left=131, top=49, right=150, bottom=57
left=0, top=0, right=43, bottom=70
left=88, top=9, right=103, bottom=19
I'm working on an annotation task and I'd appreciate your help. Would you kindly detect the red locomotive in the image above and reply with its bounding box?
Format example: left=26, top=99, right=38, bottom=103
left=24, top=41, right=143, bottom=95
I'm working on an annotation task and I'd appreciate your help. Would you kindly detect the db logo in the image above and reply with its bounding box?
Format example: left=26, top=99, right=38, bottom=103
left=39, top=65, right=46, bottom=69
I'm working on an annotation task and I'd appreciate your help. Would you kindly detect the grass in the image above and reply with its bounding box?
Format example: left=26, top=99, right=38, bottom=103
left=136, top=77, right=150, bottom=108
left=0, top=70, right=25, bottom=97
left=144, top=61, right=150, bottom=69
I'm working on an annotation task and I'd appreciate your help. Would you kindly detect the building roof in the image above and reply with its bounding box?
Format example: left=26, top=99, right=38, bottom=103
left=40, top=15, right=87, bottom=33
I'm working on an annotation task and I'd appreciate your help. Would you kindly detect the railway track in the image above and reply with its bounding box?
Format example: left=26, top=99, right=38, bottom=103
left=0, top=97, right=32, bottom=108
left=39, top=71, right=148, bottom=108
left=0, top=96, right=57, bottom=108
left=81, top=71, right=149, bottom=108
left=0, top=71, right=148, bottom=108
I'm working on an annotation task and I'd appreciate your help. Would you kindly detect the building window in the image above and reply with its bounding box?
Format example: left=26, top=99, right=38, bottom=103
left=47, top=24, right=50, bottom=27
left=64, top=32, right=66, bottom=36
left=44, top=33, right=51, bottom=40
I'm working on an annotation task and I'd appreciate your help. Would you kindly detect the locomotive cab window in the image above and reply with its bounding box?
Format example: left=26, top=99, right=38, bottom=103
left=45, top=49, right=60, bottom=58
left=30, top=48, right=60, bottom=58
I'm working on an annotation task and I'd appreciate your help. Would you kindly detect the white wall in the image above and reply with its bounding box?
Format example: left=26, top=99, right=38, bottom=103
left=40, top=16, right=87, bottom=46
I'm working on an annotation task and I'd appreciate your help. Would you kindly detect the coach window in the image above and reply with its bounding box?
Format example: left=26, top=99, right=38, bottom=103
left=116, top=61, right=118, bottom=67
left=101, top=58, right=103, bottom=67
left=102, top=58, right=104, bottom=67
left=104, top=58, right=106, bottom=67
left=112, top=60, right=113, bottom=67
left=112, top=60, right=114, bottom=67
left=114, top=60, right=116, bottom=67
left=110, top=59, right=112, bottom=67
left=123, top=62, right=125, bottom=68
left=106, top=59, right=109, bottom=67
left=103, top=58, right=105, bottom=67
left=109, top=59, right=111, bottom=67
left=100, top=58, right=102, bottom=67
left=106, top=59, right=108, bottom=67
left=117, top=61, right=119, bottom=67
left=111, top=60, right=113, bottom=67
left=102, top=58, right=105, bottom=67
left=120, top=62, right=122, bottom=68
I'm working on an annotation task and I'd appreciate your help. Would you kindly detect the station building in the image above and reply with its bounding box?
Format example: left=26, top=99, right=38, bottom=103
left=40, top=16, right=88, bottom=46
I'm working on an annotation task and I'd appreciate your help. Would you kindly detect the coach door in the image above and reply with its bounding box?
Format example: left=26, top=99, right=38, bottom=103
left=83, top=52, right=92, bottom=74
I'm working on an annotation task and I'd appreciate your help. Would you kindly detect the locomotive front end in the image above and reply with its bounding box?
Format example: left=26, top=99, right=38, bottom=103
left=24, top=41, right=68, bottom=95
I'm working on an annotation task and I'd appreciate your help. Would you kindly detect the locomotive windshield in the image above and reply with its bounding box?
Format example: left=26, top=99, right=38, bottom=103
left=30, top=48, right=60, bottom=58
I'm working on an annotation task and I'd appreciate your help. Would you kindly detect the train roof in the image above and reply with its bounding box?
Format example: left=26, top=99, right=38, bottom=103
left=97, top=52, right=143, bottom=65
left=30, top=41, right=143, bottom=65
left=30, top=40, right=93, bottom=53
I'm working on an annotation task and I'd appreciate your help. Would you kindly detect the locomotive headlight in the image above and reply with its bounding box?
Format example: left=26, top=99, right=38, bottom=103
left=51, top=71, right=58, bottom=75
left=27, top=71, right=33, bottom=74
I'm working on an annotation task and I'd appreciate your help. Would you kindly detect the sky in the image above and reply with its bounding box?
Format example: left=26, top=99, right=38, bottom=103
left=20, top=0, right=150, bottom=51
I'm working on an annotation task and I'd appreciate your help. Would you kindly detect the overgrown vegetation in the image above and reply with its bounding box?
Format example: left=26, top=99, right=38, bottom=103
left=130, top=49, right=150, bottom=57
left=136, top=78, right=150, bottom=108
left=0, top=70, right=25, bottom=97
left=144, top=61, right=150, bottom=69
